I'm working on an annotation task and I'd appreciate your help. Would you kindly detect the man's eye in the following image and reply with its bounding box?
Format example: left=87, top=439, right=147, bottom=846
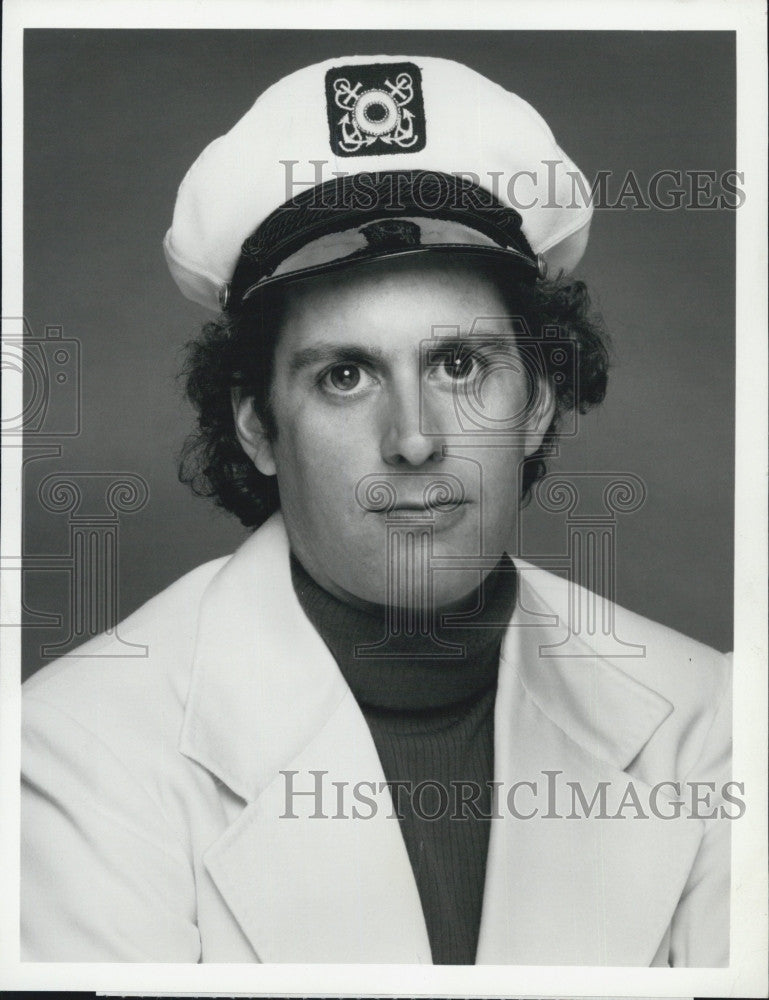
left=329, top=364, right=360, bottom=390
left=439, top=349, right=484, bottom=382
left=320, top=363, right=372, bottom=395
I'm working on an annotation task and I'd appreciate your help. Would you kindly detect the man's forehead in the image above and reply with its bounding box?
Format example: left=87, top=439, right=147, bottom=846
left=270, top=255, right=528, bottom=346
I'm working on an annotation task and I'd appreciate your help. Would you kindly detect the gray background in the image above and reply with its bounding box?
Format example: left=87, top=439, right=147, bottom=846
left=22, top=30, right=735, bottom=677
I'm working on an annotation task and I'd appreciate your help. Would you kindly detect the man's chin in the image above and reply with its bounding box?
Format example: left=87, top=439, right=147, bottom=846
left=317, top=524, right=501, bottom=611
left=344, top=564, right=491, bottom=615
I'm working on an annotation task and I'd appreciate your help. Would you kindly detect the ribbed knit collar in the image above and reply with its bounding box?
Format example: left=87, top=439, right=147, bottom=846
left=290, top=554, right=517, bottom=712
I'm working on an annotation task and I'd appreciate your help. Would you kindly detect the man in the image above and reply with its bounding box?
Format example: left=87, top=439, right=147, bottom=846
left=21, top=54, right=731, bottom=965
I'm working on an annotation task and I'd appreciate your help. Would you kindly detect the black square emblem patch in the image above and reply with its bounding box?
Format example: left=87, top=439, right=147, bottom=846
left=325, top=62, right=426, bottom=157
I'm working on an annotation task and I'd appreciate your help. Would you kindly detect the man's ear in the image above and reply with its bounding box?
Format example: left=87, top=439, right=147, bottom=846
left=232, top=388, right=277, bottom=477
left=523, top=377, right=557, bottom=457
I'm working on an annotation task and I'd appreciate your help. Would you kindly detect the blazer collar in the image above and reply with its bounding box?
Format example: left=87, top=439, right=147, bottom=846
left=181, top=515, right=672, bottom=798
left=179, top=513, right=350, bottom=802
left=507, top=560, right=674, bottom=772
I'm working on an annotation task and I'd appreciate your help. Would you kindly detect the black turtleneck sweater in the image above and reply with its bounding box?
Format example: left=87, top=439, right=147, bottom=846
left=290, top=554, right=518, bottom=965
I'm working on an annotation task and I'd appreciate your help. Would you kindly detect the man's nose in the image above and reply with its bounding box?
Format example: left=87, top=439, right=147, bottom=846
left=380, top=386, right=446, bottom=467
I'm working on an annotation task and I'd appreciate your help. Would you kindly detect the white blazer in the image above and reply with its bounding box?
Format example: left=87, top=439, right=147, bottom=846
left=21, top=513, right=732, bottom=965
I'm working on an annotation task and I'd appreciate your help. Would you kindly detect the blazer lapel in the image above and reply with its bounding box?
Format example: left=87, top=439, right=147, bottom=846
left=203, top=690, right=431, bottom=963
left=476, top=562, right=705, bottom=966
left=180, top=514, right=431, bottom=963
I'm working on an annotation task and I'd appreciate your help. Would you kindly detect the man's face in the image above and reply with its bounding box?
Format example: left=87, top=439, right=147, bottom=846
left=236, top=256, right=553, bottom=609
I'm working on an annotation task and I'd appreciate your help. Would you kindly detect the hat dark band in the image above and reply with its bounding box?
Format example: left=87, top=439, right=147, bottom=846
left=227, top=171, right=538, bottom=309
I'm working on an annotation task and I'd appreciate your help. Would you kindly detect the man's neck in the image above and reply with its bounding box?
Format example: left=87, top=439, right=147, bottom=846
left=289, top=552, right=518, bottom=712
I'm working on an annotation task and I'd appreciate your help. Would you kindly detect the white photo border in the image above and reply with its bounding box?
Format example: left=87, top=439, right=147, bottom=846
left=1, top=0, right=766, bottom=996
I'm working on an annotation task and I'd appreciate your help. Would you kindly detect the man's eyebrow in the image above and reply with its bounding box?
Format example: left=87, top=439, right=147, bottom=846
left=288, top=343, right=386, bottom=374
left=426, top=332, right=520, bottom=351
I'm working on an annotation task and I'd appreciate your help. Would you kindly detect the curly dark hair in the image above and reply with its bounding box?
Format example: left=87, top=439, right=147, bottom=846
left=178, top=269, right=610, bottom=528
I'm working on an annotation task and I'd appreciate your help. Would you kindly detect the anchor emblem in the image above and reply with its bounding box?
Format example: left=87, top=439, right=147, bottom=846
left=325, top=62, right=426, bottom=157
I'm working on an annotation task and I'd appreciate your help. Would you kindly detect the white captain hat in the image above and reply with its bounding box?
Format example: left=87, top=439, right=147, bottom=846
left=164, top=54, right=594, bottom=312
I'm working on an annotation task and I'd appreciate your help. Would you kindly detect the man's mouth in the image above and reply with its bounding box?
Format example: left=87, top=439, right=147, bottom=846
left=354, top=473, right=469, bottom=517
left=390, top=499, right=468, bottom=513
left=384, top=498, right=472, bottom=529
